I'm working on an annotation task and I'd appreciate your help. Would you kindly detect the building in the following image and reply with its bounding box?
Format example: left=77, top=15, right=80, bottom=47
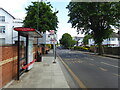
left=88, top=32, right=120, bottom=47
left=38, top=30, right=57, bottom=45
left=0, top=8, right=23, bottom=45
left=0, top=8, right=44, bottom=88
left=73, top=36, right=84, bottom=46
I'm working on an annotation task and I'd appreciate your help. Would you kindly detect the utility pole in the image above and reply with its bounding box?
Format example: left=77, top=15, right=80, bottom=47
left=37, top=0, right=39, bottom=46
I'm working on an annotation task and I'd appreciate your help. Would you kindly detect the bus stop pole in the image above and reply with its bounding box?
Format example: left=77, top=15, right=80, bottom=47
left=55, top=44, right=56, bottom=59
left=53, top=42, right=56, bottom=63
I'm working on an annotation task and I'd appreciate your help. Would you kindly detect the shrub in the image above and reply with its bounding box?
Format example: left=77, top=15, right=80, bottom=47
left=45, top=44, right=51, bottom=49
left=74, top=46, right=89, bottom=51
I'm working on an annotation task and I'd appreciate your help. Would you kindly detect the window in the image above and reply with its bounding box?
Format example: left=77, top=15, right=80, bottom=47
left=0, top=26, right=5, bottom=33
left=0, top=16, right=5, bottom=22
left=110, top=38, right=115, bottom=41
left=0, top=38, right=5, bottom=45
left=118, top=38, right=120, bottom=41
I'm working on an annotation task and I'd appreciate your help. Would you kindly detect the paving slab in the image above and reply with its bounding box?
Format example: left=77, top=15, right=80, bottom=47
left=6, top=50, right=70, bottom=88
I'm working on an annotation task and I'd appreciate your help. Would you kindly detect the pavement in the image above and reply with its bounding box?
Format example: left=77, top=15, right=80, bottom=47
left=103, top=54, right=120, bottom=59
left=5, top=50, right=70, bottom=88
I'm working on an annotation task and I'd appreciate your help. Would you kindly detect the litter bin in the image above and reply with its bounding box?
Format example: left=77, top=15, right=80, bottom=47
left=39, top=53, right=42, bottom=62
left=36, top=51, right=42, bottom=62
left=42, top=46, right=44, bottom=55
left=45, top=50, right=48, bottom=54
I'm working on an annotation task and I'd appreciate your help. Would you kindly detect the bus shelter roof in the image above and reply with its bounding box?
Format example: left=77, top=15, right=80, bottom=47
left=14, top=27, right=42, bottom=38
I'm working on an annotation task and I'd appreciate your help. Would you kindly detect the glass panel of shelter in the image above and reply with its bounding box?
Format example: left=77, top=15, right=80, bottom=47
left=19, top=35, right=27, bottom=73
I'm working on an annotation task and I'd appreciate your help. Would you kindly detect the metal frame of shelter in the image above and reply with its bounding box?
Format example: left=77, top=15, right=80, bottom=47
left=14, top=27, right=42, bottom=80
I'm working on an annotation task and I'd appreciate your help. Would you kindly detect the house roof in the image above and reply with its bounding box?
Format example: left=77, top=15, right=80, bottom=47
left=0, top=8, right=15, bottom=19
left=74, top=36, right=84, bottom=39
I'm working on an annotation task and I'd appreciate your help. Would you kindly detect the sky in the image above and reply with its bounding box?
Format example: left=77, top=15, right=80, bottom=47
left=0, top=0, right=84, bottom=41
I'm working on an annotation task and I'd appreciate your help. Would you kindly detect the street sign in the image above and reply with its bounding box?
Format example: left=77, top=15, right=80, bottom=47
left=38, top=31, right=57, bottom=44
left=49, top=30, right=54, bottom=35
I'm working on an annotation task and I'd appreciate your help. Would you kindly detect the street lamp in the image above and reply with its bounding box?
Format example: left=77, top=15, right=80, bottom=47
left=53, top=33, right=57, bottom=63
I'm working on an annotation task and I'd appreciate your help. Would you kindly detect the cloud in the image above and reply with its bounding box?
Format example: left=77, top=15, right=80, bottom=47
left=47, top=0, right=71, bottom=2
left=0, top=0, right=36, bottom=19
left=0, top=0, right=70, bottom=19
left=0, top=0, right=84, bottom=42
left=57, top=27, right=84, bottom=41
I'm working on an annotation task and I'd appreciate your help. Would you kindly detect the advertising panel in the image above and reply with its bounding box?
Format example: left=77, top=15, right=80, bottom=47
left=27, top=37, right=34, bottom=70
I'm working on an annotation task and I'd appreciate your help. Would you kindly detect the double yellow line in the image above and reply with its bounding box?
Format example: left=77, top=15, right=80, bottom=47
left=57, top=54, right=87, bottom=90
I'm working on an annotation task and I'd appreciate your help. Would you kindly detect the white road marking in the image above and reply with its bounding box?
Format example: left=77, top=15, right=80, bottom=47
left=89, top=63, right=94, bottom=66
left=75, top=61, right=77, bottom=63
left=67, top=62, right=71, bottom=64
left=101, top=62, right=119, bottom=68
left=84, top=57, right=94, bottom=61
left=113, top=73, right=120, bottom=77
left=72, top=61, right=75, bottom=63
left=89, top=59, right=94, bottom=61
left=84, top=57, right=88, bottom=59
left=78, top=61, right=81, bottom=63
left=99, top=67, right=108, bottom=71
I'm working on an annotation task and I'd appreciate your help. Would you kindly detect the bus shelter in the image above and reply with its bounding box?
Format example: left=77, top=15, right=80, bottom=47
left=14, top=27, right=42, bottom=80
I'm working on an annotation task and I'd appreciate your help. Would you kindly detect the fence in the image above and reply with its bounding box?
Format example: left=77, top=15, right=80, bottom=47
left=103, top=47, right=120, bottom=55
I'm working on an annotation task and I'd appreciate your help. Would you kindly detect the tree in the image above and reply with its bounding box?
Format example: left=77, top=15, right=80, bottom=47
left=24, top=1, right=58, bottom=32
left=67, top=2, right=120, bottom=55
left=60, top=33, right=75, bottom=48
left=71, top=40, right=77, bottom=47
left=83, top=34, right=92, bottom=46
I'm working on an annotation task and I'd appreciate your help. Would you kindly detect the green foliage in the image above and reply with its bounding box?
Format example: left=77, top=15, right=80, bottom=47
left=60, top=33, right=75, bottom=48
left=74, top=46, right=89, bottom=51
left=24, top=1, right=58, bottom=32
left=45, top=44, right=51, bottom=49
left=83, top=34, right=92, bottom=45
left=71, top=40, right=77, bottom=47
left=66, top=2, right=120, bottom=44
left=67, top=2, right=120, bottom=55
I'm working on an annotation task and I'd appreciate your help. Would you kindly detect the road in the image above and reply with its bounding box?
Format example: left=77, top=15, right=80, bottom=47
left=57, top=49, right=119, bottom=88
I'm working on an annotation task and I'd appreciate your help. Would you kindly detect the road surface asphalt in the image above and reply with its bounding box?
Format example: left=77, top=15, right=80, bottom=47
left=57, top=49, right=119, bottom=89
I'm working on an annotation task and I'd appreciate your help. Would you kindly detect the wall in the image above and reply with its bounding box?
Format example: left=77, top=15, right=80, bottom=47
left=12, top=19, right=23, bottom=44
left=0, top=8, right=14, bottom=44
left=0, top=44, right=47, bottom=88
left=90, top=46, right=120, bottom=55
left=103, top=47, right=120, bottom=55
left=78, top=38, right=83, bottom=46
left=88, top=39, right=95, bottom=46
left=0, top=45, right=18, bottom=88
left=0, top=46, right=2, bottom=88
left=89, top=38, right=119, bottom=47
left=0, top=8, right=23, bottom=45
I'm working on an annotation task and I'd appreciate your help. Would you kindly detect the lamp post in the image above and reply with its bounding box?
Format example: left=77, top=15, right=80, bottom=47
left=53, top=33, right=57, bottom=63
